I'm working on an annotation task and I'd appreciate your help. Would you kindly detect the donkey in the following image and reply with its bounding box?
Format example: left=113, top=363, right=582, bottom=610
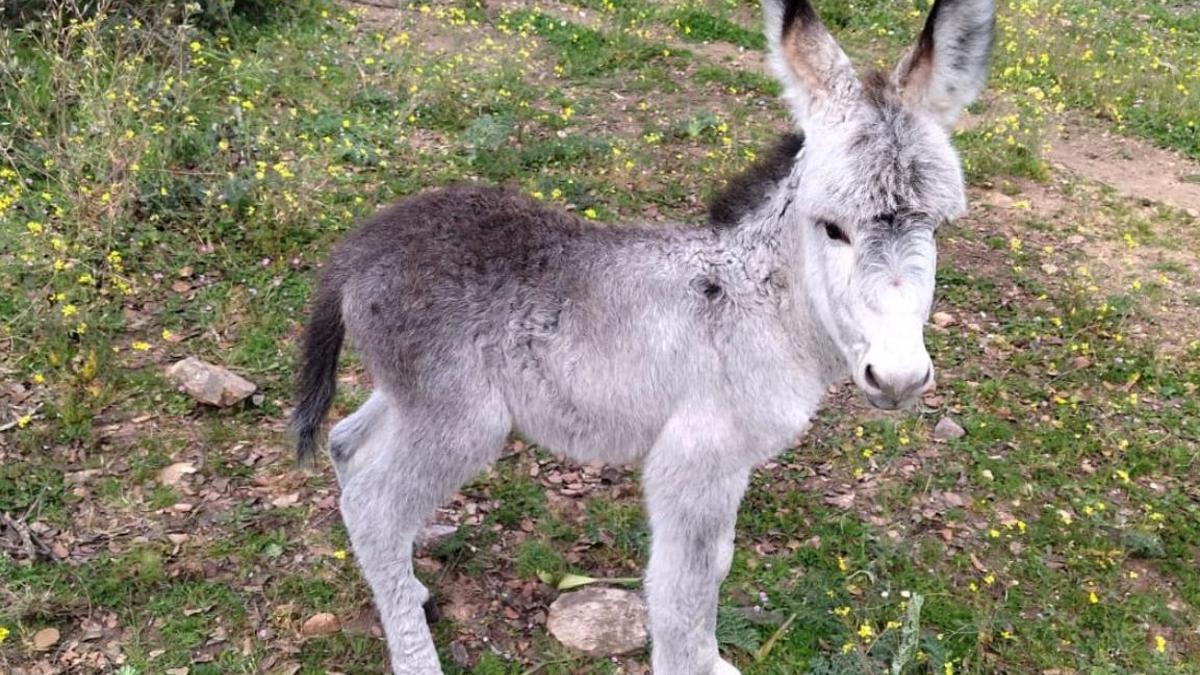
left=292, top=0, right=994, bottom=671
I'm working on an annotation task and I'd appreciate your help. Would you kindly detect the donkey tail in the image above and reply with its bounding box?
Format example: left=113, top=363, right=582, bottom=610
left=292, top=277, right=345, bottom=467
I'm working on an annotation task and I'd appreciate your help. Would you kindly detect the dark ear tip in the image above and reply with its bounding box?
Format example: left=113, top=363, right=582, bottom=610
left=779, top=0, right=819, bottom=33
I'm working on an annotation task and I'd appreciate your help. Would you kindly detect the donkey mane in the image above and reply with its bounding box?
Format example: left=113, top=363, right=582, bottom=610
left=708, top=132, right=805, bottom=228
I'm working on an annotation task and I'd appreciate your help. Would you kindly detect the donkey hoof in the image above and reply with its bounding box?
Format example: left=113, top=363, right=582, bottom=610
left=422, top=596, right=442, bottom=624
left=714, top=657, right=742, bottom=675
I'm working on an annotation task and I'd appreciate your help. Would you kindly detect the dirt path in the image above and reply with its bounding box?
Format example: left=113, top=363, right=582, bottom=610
left=1048, top=118, right=1200, bottom=215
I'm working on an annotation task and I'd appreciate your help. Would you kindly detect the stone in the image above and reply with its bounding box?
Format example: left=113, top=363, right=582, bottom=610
left=301, top=613, right=340, bottom=637
left=547, top=587, right=648, bottom=656
left=32, top=627, right=59, bottom=650
left=449, top=641, right=470, bottom=668
left=934, top=417, right=966, bottom=441
left=931, top=311, right=955, bottom=329
left=166, top=357, right=256, bottom=407
left=415, top=524, right=459, bottom=550
left=159, top=462, right=197, bottom=486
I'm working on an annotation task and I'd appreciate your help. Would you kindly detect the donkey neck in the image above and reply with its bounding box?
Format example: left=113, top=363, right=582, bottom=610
left=712, top=168, right=847, bottom=389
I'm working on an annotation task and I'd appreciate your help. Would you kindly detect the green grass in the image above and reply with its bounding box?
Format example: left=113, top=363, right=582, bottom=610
left=671, top=8, right=765, bottom=50
left=1, top=0, right=1198, bottom=672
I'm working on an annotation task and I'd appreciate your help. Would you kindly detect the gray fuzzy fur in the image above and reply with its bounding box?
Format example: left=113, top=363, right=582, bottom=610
left=291, top=1, right=994, bottom=672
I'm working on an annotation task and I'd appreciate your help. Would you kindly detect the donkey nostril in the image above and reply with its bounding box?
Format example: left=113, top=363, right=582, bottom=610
left=864, top=364, right=882, bottom=391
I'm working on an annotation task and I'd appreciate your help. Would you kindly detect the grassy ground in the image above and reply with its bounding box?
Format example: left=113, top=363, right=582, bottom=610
left=1, top=0, right=1199, bottom=673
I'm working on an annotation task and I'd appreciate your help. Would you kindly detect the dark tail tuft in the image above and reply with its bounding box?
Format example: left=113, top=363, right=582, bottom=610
left=292, top=279, right=345, bottom=467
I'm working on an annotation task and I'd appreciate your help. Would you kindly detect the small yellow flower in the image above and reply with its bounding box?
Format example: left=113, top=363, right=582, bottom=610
left=132, top=341, right=151, bottom=351
left=841, top=641, right=854, bottom=653
left=1088, top=591, right=1099, bottom=604
left=33, top=373, right=45, bottom=384
left=162, top=328, right=174, bottom=341
left=0, top=625, right=9, bottom=643
left=333, top=549, right=348, bottom=560
left=837, top=556, right=848, bottom=572
left=16, top=414, right=32, bottom=429
left=189, top=40, right=201, bottom=52
left=1155, top=634, right=1167, bottom=653
left=61, top=304, right=78, bottom=318
left=858, top=623, right=874, bottom=639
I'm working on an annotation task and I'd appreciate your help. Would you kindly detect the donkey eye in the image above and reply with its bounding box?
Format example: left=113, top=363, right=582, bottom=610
left=822, top=221, right=850, bottom=244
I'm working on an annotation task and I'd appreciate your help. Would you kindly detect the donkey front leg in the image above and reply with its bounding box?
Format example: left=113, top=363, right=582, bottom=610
left=643, top=432, right=751, bottom=675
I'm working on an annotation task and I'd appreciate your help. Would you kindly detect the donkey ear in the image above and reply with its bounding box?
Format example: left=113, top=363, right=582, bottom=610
left=763, top=0, right=860, bottom=129
left=896, top=0, right=996, bottom=130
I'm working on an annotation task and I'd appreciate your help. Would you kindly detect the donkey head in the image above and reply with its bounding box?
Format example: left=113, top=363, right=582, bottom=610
left=764, top=0, right=994, bottom=409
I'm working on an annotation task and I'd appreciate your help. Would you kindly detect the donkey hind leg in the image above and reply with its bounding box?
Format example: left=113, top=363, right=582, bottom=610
left=642, top=421, right=751, bottom=675
left=335, top=389, right=510, bottom=675
left=328, top=390, right=390, bottom=479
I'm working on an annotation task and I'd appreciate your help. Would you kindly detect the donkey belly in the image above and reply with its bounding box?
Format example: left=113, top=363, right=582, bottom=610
left=503, top=365, right=672, bottom=465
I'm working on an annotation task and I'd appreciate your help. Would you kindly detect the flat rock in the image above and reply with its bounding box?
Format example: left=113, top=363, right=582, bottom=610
left=934, top=417, right=966, bottom=441
left=301, top=612, right=340, bottom=637
left=166, top=357, right=256, bottom=407
left=32, top=627, right=60, bottom=650
left=415, top=524, right=459, bottom=550
left=159, top=461, right=197, bottom=486
left=931, top=311, right=955, bottom=329
left=547, top=587, right=647, bottom=656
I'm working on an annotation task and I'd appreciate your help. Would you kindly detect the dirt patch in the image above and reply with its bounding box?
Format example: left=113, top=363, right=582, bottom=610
left=966, top=175, right=1200, bottom=354
left=1048, top=119, right=1200, bottom=214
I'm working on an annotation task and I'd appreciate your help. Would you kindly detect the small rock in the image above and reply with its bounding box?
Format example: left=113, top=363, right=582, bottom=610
left=166, top=357, right=256, bottom=407
left=1186, top=208, right=1199, bottom=219
left=159, top=461, right=197, bottom=486
left=931, top=311, right=955, bottom=329
left=934, top=417, right=966, bottom=441
left=449, top=641, right=470, bottom=667
left=984, top=192, right=1016, bottom=209
left=271, top=492, right=300, bottom=508
left=32, top=627, right=60, bottom=650
left=547, top=587, right=648, bottom=657
left=301, top=613, right=340, bottom=637
left=415, top=524, right=459, bottom=550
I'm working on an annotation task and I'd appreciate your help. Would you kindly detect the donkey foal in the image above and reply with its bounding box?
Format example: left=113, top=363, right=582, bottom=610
left=292, top=1, right=995, bottom=672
